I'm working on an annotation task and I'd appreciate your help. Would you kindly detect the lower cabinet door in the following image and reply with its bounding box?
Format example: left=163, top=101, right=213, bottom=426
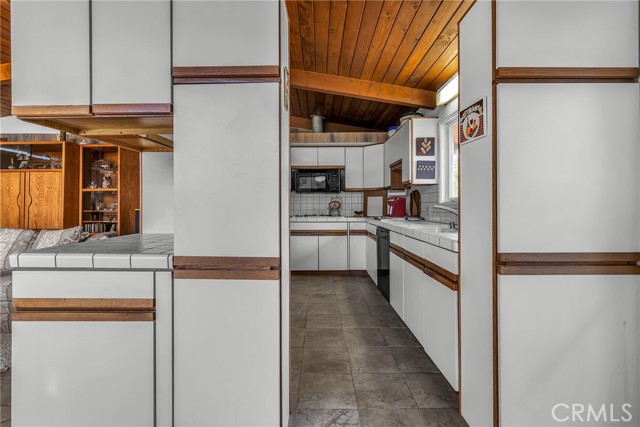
left=25, top=171, right=63, bottom=229
left=318, top=235, right=348, bottom=270
left=174, top=279, right=280, bottom=427
left=403, top=260, right=424, bottom=342
left=349, top=235, right=366, bottom=270
left=422, top=276, right=458, bottom=390
left=366, top=235, right=377, bottom=284
left=290, top=235, right=319, bottom=270
left=389, top=252, right=404, bottom=318
left=12, top=321, right=154, bottom=427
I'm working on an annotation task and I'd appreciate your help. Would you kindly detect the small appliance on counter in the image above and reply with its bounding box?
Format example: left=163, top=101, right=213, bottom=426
left=387, top=196, right=406, bottom=217
left=328, top=198, right=342, bottom=217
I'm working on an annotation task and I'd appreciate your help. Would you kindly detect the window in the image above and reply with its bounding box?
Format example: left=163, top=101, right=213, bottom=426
left=439, top=110, right=459, bottom=202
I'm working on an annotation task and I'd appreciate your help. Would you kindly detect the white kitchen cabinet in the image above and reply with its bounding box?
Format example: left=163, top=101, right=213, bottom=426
left=13, top=321, right=154, bottom=426
left=12, top=1, right=90, bottom=107
left=498, top=275, right=639, bottom=426
left=174, top=278, right=280, bottom=427
left=384, top=125, right=404, bottom=188
left=318, top=147, right=345, bottom=166
left=349, top=235, right=366, bottom=270
left=498, top=83, right=640, bottom=253
left=290, top=147, right=318, bottom=167
left=345, top=147, right=364, bottom=189
left=319, top=235, right=348, bottom=270
left=422, top=276, right=459, bottom=390
left=290, top=235, right=319, bottom=270
left=401, top=125, right=412, bottom=183
left=173, top=1, right=279, bottom=67
left=366, top=233, right=377, bottom=284
left=174, top=84, right=280, bottom=257
left=403, top=260, right=424, bottom=342
left=389, top=251, right=404, bottom=318
left=364, top=144, right=385, bottom=189
left=92, top=0, right=171, bottom=105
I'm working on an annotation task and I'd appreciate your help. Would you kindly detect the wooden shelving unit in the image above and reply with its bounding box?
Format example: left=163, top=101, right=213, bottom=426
left=79, top=144, right=140, bottom=235
left=0, top=140, right=79, bottom=229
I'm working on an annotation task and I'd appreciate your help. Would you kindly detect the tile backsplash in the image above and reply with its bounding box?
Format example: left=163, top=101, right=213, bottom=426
left=290, top=191, right=363, bottom=217
left=405, top=184, right=458, bottom=225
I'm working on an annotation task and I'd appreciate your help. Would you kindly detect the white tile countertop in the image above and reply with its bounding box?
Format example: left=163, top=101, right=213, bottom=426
left=9, top=233, right=174, bottom=270
left=369, top=218, right=459, bottom=253
left=289, top=216, right=459, bottom=252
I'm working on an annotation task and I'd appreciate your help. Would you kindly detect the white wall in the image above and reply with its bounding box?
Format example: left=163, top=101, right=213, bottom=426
left=458, top=1, right=495, bottom=426
left=141, top=152, right=174, bottom=234
left=0, top=116, right=59, bottom=133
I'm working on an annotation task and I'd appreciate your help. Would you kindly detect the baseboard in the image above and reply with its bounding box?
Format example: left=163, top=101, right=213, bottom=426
left=291, top=270, right=369, bottom=277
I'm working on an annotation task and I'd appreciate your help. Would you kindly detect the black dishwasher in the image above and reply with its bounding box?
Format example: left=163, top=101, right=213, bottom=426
left=376, top=227, right=390, bottom=302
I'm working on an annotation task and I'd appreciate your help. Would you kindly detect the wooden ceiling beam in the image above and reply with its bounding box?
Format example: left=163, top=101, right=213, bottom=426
left=290, top=69, right=437, bottom=109
left=290, top=115, right=380, bottom=133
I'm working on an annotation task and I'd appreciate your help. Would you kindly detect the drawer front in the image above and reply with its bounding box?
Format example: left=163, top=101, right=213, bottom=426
left=424, top=244, right=458, bottom=275
left=403, top=236, right=424, bottom=259
left=13, top=271, right=155, bottom=299
left=290, top=222, right=349, bottom=231
left=366, top=223, right=377, bottom=234
left=349, top=222, right=366, bottom=231
left=390, top=231, right=403, bottom=247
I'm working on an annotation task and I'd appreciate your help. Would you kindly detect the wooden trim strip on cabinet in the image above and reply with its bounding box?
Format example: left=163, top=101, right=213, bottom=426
left=13, top=298, right=155, bottom=311
left=173, top=65, right=281, bottom=84
left=423, top=266, right=458, bottom=291
left=12, top=311, right=155, bottom=322
left=173, top=256, right=281, bottom=280
left=389, top=159, right=402, bottom=169
left=495, top=67, right=640, bottom=83
left=12, top=105, right=92, bottom=117
left=498, top=252, right=640, bottom=264
left=175, top=269, right=280, bottom=280
left=349, top=230, right=368, bottom=236
left=389, top=245, right=405, bottom=259
left=92, top=104, right=173, bottom=115
left=497, top=265, right=640, bottom=276
left=290, top=230, right=348, bottom=237
left=345, top=187, right=386, bottom=192
left=367, top=231, right=377, bottom=241
left=173, top=256, right=280, bottom=270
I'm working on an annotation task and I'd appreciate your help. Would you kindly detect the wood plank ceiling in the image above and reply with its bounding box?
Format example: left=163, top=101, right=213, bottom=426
left=286, top=0, right=473, bottom=130
left=0, top=0, right=10, bottom=117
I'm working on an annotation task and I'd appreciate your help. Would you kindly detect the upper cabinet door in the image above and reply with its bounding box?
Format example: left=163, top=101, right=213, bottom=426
left=290, top=147, right=318, bottom=167
left=318, top=147, right=345, bottom=167
left=12, top=0, right=90, bottom=107
left=363, top=145, right=384, bottom=189
left=173, top=1, right=279, bottom=67
left=345, top=147, right=364, bottom=190
left=496, top=1, right=638, bottom=68
left=92, top=0, right=171, bottom=105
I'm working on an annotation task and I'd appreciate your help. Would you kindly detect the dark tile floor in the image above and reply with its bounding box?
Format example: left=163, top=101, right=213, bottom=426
left=0, top=369, right=9, bottom=427
left=289, top=275, right=468, bottom=427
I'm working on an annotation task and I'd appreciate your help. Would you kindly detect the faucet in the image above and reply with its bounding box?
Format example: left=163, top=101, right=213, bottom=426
left=433, top=204, right=459, bottom=230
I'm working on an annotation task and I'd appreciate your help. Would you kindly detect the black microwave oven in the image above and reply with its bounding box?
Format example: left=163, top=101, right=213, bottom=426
left=291, top=168, right=344, bottom=193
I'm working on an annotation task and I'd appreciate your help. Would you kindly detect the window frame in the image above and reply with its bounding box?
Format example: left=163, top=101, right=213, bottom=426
left=439, top=110, right=459, bottom=203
